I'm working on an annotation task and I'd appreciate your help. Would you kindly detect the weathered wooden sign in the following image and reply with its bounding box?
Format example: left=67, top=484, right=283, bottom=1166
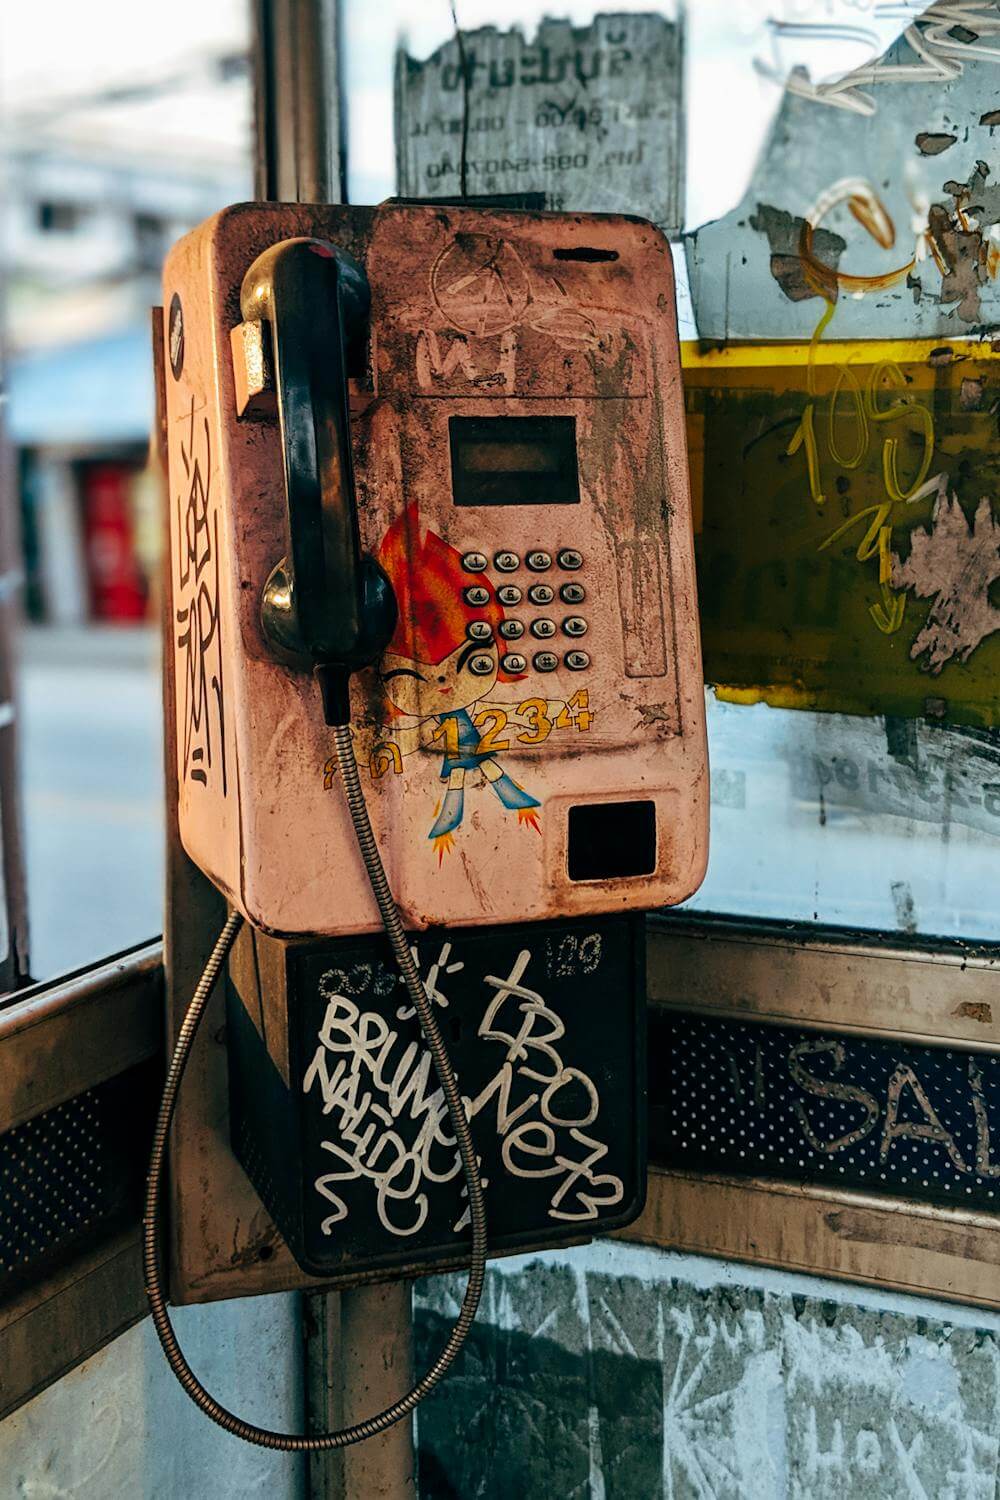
left=227, top=915, right=645, bottom=1278
left=394, top=13, right=685, bottom=234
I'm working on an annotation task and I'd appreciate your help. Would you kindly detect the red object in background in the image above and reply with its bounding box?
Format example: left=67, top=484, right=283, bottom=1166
left=81, top=463, right=148, bottom=621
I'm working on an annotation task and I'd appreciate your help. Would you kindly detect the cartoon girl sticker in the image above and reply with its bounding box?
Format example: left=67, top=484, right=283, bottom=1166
left=373, top=507, right=540, bottom=860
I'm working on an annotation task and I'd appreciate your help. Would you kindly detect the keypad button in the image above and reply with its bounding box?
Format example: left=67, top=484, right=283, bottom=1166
left=565, top=650, right=590, bottom=670
left=562, top=616, right=588, bottom=637
left=501, top=652, right=527, bottom=674
left=527, top=583, right=554, bottom=606
left=531, top=618, right=556, bottom=639
left=497, top=584, right=522, bottom=606
left=526, top=550, right=552, bottom=571
left=494, top=550, right=519, bottom=572
left=463, top=585, right=490, bottom=607
left=499, top=619, right=524, bottom=640
left=560, top=581, right=586, bottom=605
left=462, top=552, right=488, bottom=572
left=467, top=620, right=493, bottom=641
left=468, top=652, right=496, bottom=676
left=533, top=651, right=559, bottom=673
left=557, top=548, right=583, bottom=570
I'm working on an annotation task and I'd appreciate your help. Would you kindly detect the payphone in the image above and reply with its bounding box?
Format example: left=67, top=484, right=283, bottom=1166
left=147, top=201, right=707, bottom=1449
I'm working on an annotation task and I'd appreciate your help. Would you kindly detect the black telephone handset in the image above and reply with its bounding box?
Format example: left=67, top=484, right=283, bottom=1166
left=240, top=238, right=396, bottom=723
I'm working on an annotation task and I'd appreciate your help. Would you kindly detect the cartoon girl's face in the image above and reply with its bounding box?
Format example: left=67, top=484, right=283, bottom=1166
left=379, top=639, right=499, bottom=718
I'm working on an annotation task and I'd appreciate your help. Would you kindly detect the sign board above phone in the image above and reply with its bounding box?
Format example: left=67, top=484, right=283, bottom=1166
left=394, top=13, right=685, bottom=236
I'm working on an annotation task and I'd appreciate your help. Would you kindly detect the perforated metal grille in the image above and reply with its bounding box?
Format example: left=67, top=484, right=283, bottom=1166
left=0, top=1093, right=105, bottom=1281
left=0, top=1062, right=159, bottom=1297
left=651, top=1010, right=1000, bottom=1211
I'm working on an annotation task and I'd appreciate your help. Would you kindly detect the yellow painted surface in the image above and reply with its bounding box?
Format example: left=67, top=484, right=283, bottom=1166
left=682, top=335, right=1000, bottom=725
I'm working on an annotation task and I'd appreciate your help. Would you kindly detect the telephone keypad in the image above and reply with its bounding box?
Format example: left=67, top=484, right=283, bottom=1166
left=465, top=549, right=591, bottom=671
left=527, top=583, right=554, bottom=606
left=468, top=653, right=496, bottom=676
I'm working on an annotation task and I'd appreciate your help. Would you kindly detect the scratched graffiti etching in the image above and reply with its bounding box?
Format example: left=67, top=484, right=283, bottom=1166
left=175, top=395, right=227, bottom=794
left=302, top=940, right=623, bottom=1239
left=892, top=486, right=1000, bottom=673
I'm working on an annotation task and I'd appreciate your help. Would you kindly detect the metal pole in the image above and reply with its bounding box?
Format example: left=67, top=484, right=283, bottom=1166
left=249, top=5, right=417, bottom=1494
left=251, top=0, right=347, bottom=203
left=306, top=1284, right=418, bottom=1500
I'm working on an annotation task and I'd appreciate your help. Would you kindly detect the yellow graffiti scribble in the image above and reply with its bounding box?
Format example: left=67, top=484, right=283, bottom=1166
left=370, top=741, right=404, bottom=778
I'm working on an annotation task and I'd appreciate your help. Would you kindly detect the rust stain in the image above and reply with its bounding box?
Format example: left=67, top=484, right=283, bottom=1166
left=952, top=1000, right=993, bottom=1024
left=824, top=1207, right=984, bottom=1259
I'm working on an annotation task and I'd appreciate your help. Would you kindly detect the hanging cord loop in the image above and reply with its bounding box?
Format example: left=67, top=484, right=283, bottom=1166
left=144, top=723, right=487, bottom=1450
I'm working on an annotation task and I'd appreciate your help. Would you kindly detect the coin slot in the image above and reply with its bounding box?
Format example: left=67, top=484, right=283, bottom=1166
left=568, top=801, right=656, bottom=881
left=553, top=247, right=619, bottom=263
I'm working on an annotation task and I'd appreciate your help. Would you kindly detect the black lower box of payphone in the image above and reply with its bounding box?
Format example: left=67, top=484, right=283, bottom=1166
left=225, top=914, right=646, bottom=1279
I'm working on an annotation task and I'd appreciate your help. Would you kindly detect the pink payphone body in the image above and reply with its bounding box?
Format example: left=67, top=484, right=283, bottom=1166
left=162, top=202, right=707, bottom=938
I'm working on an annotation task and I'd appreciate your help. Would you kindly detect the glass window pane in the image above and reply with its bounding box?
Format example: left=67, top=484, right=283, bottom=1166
left=4, top=2, right=251, bottom=977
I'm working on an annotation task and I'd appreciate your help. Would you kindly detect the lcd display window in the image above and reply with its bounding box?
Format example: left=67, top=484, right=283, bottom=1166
left=449, top=416, right=580, bottom=506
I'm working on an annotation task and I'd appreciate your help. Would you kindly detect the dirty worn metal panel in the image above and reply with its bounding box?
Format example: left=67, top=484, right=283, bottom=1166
left=0, top=940, right=162, bottom=1134
left=394, top=12, right=685, bottom=233
left=685, top=336, right=1000, bottom=725
left=0, top=1228, right=146, bottom=1423
left=163, top=202, right=707, bottom=940
left=620, top=1165, right=1000, bottom=1311
left=648, top=912, right=1000, bottom=1048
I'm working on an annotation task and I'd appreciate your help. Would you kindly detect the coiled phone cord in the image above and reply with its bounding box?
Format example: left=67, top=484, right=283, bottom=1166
left=144, top=722, right=488, bottom=1450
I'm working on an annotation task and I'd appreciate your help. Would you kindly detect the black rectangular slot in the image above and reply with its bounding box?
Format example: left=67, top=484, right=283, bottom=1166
left=568, top=801, right=657, bottom=881
left=449, top=415, right=579, bottom=506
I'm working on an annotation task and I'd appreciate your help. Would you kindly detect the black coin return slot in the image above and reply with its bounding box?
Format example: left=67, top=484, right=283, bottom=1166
left=568, top=800, right=657, bottom=881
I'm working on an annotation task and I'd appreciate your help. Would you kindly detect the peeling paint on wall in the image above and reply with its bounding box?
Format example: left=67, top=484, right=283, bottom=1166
left=686, top=7, right=1000, bottom=340
left=892, top=486, right=1000, bottom=672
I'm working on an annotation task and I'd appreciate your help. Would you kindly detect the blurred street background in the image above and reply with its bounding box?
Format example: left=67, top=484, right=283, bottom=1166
left=19, top=625, right=162, bottom=977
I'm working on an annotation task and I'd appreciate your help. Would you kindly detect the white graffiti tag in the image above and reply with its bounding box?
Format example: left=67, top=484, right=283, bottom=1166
left=301, top=944, right=623, bottom=1239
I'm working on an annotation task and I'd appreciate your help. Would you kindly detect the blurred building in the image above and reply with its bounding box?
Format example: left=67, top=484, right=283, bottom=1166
left=3, top=56, right=250, bottom=623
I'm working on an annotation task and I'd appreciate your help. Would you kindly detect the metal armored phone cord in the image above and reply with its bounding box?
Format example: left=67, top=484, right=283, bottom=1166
left=143, top=723, right=488, bottom=1450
